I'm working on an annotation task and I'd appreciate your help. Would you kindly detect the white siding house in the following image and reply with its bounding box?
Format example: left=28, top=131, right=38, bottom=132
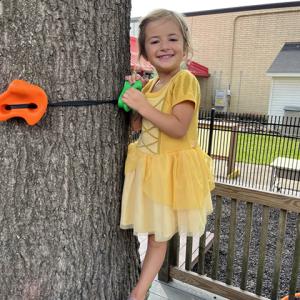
left=267, top=42, right=300, bottom=117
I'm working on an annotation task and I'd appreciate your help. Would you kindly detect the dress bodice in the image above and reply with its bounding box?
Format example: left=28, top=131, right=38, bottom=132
left=137, top=70, right=200, bottom=155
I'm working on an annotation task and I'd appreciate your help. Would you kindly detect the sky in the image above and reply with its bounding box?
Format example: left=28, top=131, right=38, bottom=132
left=131, top=0, right=300, bottom=17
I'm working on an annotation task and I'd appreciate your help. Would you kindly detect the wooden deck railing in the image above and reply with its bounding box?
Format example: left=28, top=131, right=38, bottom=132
left=158, top=183, right=300, bottom=300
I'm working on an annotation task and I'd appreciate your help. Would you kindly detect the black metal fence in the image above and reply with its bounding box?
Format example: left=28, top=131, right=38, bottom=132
left=199, top=109, right=300, bottom=196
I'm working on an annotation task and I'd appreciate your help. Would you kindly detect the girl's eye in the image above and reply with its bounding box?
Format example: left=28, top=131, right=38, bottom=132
left=170, top=38, right=178, bottom=42
left=150, top=40, right=159, bottom=44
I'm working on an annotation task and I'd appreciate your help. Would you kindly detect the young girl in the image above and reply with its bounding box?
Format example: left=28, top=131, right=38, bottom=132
left=120, top=9, right=214, bottom=300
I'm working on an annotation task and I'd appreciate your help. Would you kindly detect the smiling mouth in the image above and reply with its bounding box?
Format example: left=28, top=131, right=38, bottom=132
left=158, top=54, right=174, bottom=59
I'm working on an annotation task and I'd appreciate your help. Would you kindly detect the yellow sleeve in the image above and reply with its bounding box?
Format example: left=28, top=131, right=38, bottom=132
left=171, top=71, right=200, bottom=108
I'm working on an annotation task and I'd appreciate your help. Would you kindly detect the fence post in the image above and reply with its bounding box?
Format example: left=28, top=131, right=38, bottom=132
left=207, top=108, right=215, bottom=157
left=227, top=124, right=238, bottom=176
left=158, top=233, right=179, bottom=282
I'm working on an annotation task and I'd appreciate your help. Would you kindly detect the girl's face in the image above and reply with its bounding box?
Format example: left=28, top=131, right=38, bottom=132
left=144, top=17, right=186, bottom=76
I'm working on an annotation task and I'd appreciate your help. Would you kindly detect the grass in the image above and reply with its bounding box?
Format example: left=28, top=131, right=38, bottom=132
left=236, top=133, right=300, bottom=165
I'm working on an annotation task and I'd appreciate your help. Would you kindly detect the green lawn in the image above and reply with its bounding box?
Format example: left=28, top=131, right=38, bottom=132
left=236, top=133, right=300, bottom=165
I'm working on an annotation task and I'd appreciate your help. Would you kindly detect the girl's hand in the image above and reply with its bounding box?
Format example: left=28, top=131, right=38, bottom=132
left=122, top=88, right=150, bottom=114
left=125, top=72, right=148, bottom=87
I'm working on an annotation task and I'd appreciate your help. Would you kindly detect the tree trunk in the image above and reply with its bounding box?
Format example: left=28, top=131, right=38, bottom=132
left=0, top=1, right=140, bottom=299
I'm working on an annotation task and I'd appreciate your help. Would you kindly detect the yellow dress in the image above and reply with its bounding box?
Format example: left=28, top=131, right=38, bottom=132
left=120, top=70, right=214, bottom=242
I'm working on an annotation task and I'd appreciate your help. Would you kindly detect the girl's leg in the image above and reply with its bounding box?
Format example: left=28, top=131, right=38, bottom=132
left=129, top=235, right=167, bottom=300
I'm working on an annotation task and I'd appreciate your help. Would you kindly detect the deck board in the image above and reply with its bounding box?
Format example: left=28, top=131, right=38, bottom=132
left=148, top=278, right=228, bottom=300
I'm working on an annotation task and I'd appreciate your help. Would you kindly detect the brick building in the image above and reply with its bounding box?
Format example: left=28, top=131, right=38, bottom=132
left=185, top=2, right=300, bottom=114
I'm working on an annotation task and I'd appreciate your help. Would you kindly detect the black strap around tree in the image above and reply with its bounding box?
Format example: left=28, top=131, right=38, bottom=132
left=49, top=99, right=117, bottom=107
left=6, top=99, right=117, bottom=110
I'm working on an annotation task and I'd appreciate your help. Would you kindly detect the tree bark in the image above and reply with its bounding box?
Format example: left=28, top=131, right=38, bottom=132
left=0, top=1, right=140, bottom=299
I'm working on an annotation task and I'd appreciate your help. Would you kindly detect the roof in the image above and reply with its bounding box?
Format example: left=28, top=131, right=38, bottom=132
left=186, top=60, right=209, bottom=77
left=184, top=1, right=300, bottom=17
left=130, top=2, right=300, bottom=19
left=267, top=42, right=300, bottom=75
left=130, top=36, right=209, bottom=77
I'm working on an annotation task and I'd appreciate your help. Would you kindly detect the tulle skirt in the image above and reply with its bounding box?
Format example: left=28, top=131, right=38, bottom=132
left=120, top=143, right=214, bottom=242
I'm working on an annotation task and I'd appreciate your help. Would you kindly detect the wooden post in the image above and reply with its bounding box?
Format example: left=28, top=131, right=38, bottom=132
left=197, top=230, right=206, bottom=275
left=287, top=214, right=300, bottom=300
left=227, top=125, right=238, bottom=176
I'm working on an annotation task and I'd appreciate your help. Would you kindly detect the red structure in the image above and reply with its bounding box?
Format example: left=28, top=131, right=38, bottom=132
left=130, top=36, right=154, bottom=73
left=186, top=60, right=209, bottom=78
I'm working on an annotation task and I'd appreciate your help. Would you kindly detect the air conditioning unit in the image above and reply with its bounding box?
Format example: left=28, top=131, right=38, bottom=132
left=214, top=89, right=229, bottom=112
left=284, top=106, right=300, bottom=118
left=282, top=106, right=300, bottom=137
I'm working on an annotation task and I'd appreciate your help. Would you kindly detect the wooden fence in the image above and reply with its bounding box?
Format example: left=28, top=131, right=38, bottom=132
left=158, top=183, right=300, bottom=300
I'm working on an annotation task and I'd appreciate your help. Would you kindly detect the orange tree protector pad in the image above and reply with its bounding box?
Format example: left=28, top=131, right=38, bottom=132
left=0, top=79, right=48, bottom=125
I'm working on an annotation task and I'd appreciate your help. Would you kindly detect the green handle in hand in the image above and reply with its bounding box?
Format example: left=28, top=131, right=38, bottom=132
left=118, top=80, right=143, bottom=112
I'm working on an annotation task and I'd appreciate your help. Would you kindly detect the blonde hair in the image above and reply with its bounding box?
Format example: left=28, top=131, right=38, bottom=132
left=138, top=9, right=192, bottom=60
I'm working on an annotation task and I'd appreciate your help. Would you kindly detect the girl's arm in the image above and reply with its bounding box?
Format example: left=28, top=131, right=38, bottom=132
left=122, top=88, right=195, bottom=138
left=140, top=100, right=195, bottom=138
